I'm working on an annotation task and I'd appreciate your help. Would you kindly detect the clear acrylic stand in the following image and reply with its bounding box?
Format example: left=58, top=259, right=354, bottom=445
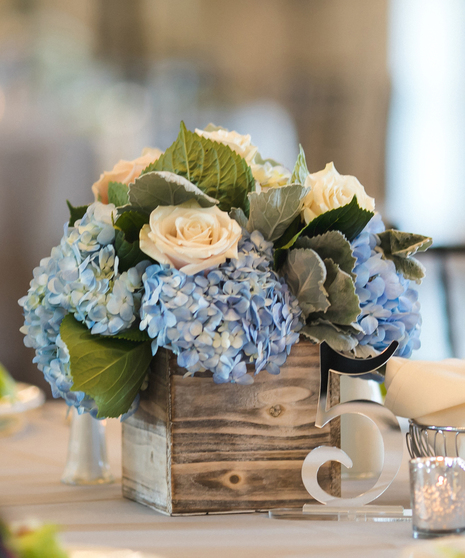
left=268, top=342, right=412, bottom=522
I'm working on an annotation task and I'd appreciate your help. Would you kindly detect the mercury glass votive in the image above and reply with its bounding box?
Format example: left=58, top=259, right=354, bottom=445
left=410, top=457, right=465, bottom=539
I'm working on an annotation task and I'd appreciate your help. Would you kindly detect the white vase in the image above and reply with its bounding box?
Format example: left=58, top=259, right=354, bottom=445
left=340, top=376, right=384, bottom=479
left=61, top=407, right=114, bottom=485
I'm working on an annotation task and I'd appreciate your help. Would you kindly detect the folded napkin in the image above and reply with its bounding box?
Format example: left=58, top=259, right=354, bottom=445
left=385, top=357, right=465, bottom=427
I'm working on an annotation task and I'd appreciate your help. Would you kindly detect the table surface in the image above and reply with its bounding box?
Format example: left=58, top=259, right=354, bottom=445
left=1, top=401, right=426, bottom=558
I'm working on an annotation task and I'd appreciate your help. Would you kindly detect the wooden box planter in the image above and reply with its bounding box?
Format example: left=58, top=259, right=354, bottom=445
left=122, top=339, right=340, bottom=515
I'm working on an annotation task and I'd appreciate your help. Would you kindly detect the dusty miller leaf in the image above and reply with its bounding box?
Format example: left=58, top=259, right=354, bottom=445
left=310, top=258, right=360, bottom=326
left=301, top=321, right=358, bottom=352
left=281, top=248, right=329, bottom=318
left=290, top=145, right=309, bottom=185
left=295, top=231, right=356, bottom=278
left=378, top=230, right=432, bottom=258
left=229, top=208, right=248, bottom=229
left=247, top=184, right=309, bottom=242
left=129, top=171, right=218, bottom=214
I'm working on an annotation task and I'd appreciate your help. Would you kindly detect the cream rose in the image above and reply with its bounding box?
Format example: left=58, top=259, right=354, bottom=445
left=302, top=162, right=375, bottom=224
left=139, top=201, right=242, bottom=275
left=92, top=148, right=163, bottom=204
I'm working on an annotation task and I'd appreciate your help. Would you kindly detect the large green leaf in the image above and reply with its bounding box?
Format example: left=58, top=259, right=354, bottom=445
left=60, top=314, right=152, bottom=419
left=108, top=182, right=129, bottom=207
left=66, top=201, right=88, bottom=227
left=281, top=248, right=329, bottom=318
left=310, top=258, right=360, bottom=325
left=115, top=230, right=148, bottom=272
left=247, top=184, right=308, bottom=242
left=280, top=197, right=374, bottom=254
left=146, top=122, right=255, bottom=213
left=115, top=211, right=149, bottom=243
left=301, top=196, right=374, bottom=242
left=290, top=145, right=309, bottom=185
left=129, top=171, right=218, bottom=214
left=301, top=321, right=358, bottom=352
left=112, top=328, right=151, bottom=342
left=295, top=231, right=356, bottom=278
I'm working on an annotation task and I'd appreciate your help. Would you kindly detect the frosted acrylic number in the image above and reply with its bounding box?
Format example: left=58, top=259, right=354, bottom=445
left=302, top=341, right=403, bottom=507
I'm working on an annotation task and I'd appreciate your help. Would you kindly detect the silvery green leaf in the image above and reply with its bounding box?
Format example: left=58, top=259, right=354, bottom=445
left=295, top=230, right=356, bottom=278
left=203, top=123, right=228, bottom=133
left=389, top=255, right=426, bottom=284
left=145, top=122, right=254, bottom=213
left=290, top=145, right=309, bottom=185
left=281, top=248, right=329, bottom=318
left=301, top=320, right=358, bottom=352
left=351, top=344, right=381, bottom=358
left=378, top=230, right=432, bottom=258
left=254, top=152, right=282, bottom=167
left=247, top=184, right=309, bottom=242
left=128, top=171, right=218, bottom=214
left=229, top=207, right=248, bottom=229
left=310, top=258, right=360, bottom=325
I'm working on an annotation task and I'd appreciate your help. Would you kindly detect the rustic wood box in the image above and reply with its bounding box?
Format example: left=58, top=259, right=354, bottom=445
left=122, top=340, right=340, bottom=515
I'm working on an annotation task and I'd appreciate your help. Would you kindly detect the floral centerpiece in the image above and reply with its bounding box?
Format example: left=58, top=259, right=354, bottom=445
left=19, top=123, right=431, bottom=420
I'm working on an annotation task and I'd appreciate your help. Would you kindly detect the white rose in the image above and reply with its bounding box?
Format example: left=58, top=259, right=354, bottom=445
left=302, top=162, right=375, bottom=224
left=92, top=148, right=163, bottom=204
left=139, top=201, right=242, bottom=275
left=250, top=160, right=291, bottom=189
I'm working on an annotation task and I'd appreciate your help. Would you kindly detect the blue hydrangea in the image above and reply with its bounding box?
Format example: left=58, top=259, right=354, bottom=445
left=19, top=202, right=148, bottom=416
left=351, top=213, right=421, bottom=358
left=140, top=230, right=303, bottom=384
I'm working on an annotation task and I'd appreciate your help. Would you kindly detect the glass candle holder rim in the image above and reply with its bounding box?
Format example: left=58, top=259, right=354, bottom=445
left=409, top=455, right=465, bottom=470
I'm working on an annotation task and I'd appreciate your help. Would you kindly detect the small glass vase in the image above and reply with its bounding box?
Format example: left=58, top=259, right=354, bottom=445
left=61, top=407, right=114, bottom=485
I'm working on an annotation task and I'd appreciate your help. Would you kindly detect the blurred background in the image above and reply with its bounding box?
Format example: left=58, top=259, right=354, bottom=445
left=1, top=0, right=464, bottom=395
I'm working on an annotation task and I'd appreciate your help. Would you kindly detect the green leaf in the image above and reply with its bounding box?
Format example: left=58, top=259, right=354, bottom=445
left=115, top=230, right=148, bottom=272
left=253, top=152, right=282, bottom=167
left=290, top=145, right=309, bottom=185
left=310, top=258, right=360, bottom=325
left=229, top=207, right=248, bottom=229
left=301, top=196, right=374, bottom=242
left=203, top=123, right=228, bottom=133
left=301, top=321, right=358, bottom=352
left=112, top=328, right=151, bottom=342
left=146, top=122, right=255, bottom=213
left=108, top=181, right=129, bottom=207
left=378, top=230, right=432, bottom=258
left=129, top=171, right=218, bottom=215
left=247, top=184, right=309, bottom=242
left=60, top=314, right=152, bottom=419
left=115, top=211, right=149, bottom=243
left=66, top=201, right=88, bottom=226
left=281, top=248, right=329, bottom=318
left=295, top=231, right=356, bottom=278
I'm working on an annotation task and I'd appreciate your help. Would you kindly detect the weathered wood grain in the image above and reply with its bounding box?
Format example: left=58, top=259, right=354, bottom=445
left=122, top=340, right=340, bottom=515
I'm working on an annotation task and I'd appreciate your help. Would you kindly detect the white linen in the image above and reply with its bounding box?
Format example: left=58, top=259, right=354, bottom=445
left=385, top=357, right=465, bottom=426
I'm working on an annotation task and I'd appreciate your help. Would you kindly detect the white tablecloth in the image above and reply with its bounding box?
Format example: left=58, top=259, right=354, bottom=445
left=1, top=402, right=424, bottom=557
